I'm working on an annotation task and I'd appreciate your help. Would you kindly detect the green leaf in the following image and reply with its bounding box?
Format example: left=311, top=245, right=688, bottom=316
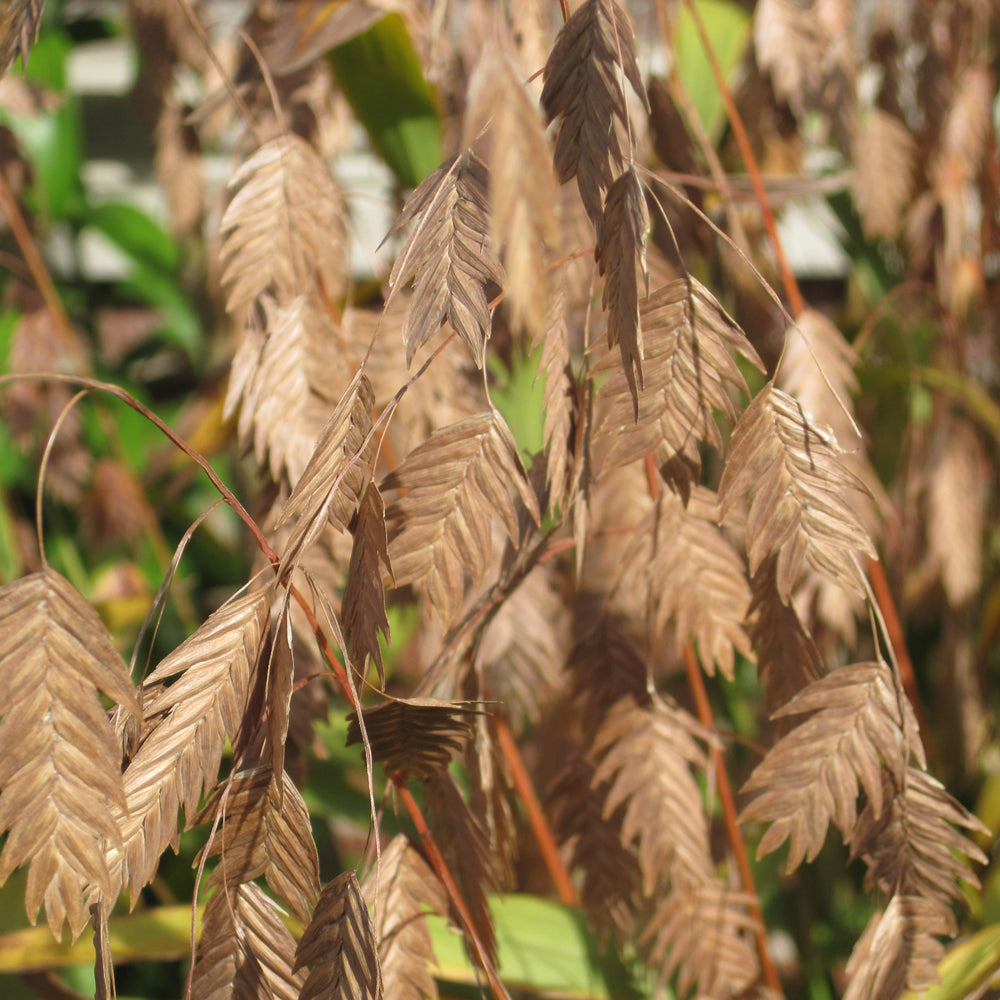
left=672, top=0, right=751, bottom=144
left=427, top=895, right=642, bottom=999
left=326, top=13, right=442, bottom=187
left=3, top=32, right=84, bottom=220
left=489, top=348, right=546, bottom=465
left=901, top=924, right=1000, bottom=1000
left=82, top=202, right=180, bottom=272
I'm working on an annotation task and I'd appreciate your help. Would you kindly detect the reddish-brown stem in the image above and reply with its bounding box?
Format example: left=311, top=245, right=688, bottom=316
left=867, top=557, right=929, bottom=739
left=681, top=0, right=805, bottom=318
left=494, top=716, right=578, bottom=906
left=395, top=781, right=511, bottom=1000
left=682, top=643, right=784, bottom=997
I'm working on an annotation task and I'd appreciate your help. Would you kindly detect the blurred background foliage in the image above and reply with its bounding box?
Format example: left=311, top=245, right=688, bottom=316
left=0, top=0, right=998, bottom=998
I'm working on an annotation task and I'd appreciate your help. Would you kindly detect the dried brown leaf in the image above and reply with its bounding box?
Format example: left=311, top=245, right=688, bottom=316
left=381, top=409, right=540, bottom=628
left=740, top=663, right=924, bottom=872
left=387, top=151, right=505, bottom=368
left=0, top=0, right=43, bottom=78
left=191, top=881, right=305, bottom=1000
left=342, top=482, right=392, bottom=687
left=843, top=895, right=951, bottom=1000
left=626, top=487, right=752, bottom=679
left=226, top=295, right=356, bottom=487
left=295, top=871, right=382, bottom=1000
left=425, top=772, right=499, bottom=968
left=195, top=767, right=320, bottom=926
left=540, top=0, right=648, bottom=228
left=219, top=134, right=348, bottom=312
left=346, top=698, right=477, bottom=781
left=595, top=168, right=649, bottom=415
left=595, top=277, right=763, bottom=499
left=0, top=569, right=139, bottom=938
left=592, top=696, right=712, bottom=892
left=111, top=588, right=270, bottom=901
left=466, top=49, right=560, bottom=341
left=363, top=835, right=446, bottom=1000
left=277, top=371, right=376, bottom=573
left=719, top=382, right=876, bottom=602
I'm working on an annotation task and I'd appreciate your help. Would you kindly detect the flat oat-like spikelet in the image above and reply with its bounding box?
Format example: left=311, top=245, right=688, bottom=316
left=927, top=416, right=985, bottom=607
left=719, top=382, right=876, bottom=602
left=748, top=557, right=825, bottom=713
left=624, top=487, right=752, bottom=679
left=0, top=570, right=140, bottom=937
left=777, top=308, right=880, bottom=639
left=111, top=587, right=270, bottom=901
left=641, top=875, right=759, bottom=997
left=850, top=766, right=987, bottom=928
left=843, top=895, right=951, bottom=1000
left=226, top=295, right=356, bottom=487
left=476, top=562, right=569, bottom=728
left=740, top=662, right=925, bottom=872
left=341, top=482, right=392, bottom=687
left=595, top=168, right=649, bottom=414
left=425, top=772, right=499, bottom=968
left=466, top=49, right=560, bottom=342
left=219, top=134, right=348, bottom=312
left=387, top=152, right=505, bottom=368
left=591, top=696, right=713, bottom=892
left=277, top=371, right=376, bottom=574
left=852, top=107, right=916, bottom=241
left=380, top=409, right=541, bottom=628
left=546, top=752, right=640, bottom=944
left=363, top=834, right=447, bottom=1000
left=194, top=767, right=320, bottom=926
left=294, top=871, right=382, bottom=1000
left=595, top=277, right=764, bottom=500
left=346, top=698, right=477, bottom=781
left=0, top=0, right=43, bottom=78
left=191, top=881, right=306, bottom=1000
left=536, top=291, right=577, bottom=515
left=540, top=0, right=648, bottom=228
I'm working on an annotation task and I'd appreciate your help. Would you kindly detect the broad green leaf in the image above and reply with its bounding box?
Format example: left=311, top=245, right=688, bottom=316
left=326, top=13, right=441, bottom=187
left=489, top=347, right=546, bottom=464
left=427, top=895, right=641, bottom=999
left=673, top=0, right=751, bottom=144
left=0, top=904, right=204, bottom=972
left=4, top=32, right=84, bottom=220
left=82, top=202, right=180, bottom=272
